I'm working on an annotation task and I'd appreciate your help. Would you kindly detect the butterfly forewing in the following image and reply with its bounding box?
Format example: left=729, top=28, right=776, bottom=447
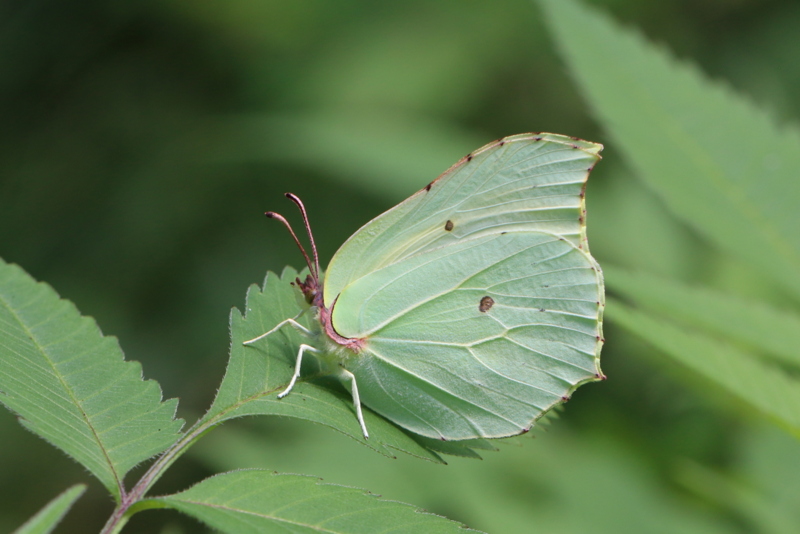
left=323, top=134, right=602, bottom=306
left=332, top=231, right=603, bottom=440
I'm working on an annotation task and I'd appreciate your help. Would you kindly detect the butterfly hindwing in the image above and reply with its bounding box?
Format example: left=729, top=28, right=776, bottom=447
left=332, top=231, right=603, bottom=440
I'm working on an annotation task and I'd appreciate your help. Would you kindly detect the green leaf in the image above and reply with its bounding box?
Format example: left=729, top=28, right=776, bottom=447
left=12, top=484, right=85, bottom=534
left=605, top=266, right=800, bottom=369
left=607, top=298, right=800, bottom=435
left=154, top=469, right=481, bottom=534
left=539, top=0, right=800, bottom=298
left=200, top=267, right=449, bottom=462
left=0, top=258, right=184, bottom=498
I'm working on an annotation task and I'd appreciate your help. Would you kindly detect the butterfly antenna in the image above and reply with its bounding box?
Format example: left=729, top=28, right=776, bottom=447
left=264, top=211, right=316, bottom=279
left=285, top=193, right=321, bottom=280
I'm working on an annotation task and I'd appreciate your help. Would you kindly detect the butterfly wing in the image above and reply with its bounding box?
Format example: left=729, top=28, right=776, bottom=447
left=332, top=231, right=603, bottom=440
left=323, top=133, right=604, bottom=439
left=323, top=133, right=602, bottom=307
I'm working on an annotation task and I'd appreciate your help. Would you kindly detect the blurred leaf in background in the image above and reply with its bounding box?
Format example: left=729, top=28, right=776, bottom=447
left=2, top=0, right=799, bottom=532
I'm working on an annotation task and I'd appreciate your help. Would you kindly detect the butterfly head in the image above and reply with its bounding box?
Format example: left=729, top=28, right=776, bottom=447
left=266, top=192, right=325, bottom=302
left=294, top=274, right=322, bottom=307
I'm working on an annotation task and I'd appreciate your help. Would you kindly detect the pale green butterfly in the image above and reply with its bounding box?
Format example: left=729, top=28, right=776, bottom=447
left=245, top=133, right=605, bottom=441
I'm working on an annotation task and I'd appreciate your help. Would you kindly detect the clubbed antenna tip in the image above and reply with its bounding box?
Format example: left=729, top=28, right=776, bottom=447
left=284, top=193, right=321, bottom=280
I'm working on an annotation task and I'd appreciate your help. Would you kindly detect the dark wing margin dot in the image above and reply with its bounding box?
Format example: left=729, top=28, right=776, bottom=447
left=479, top=296, right=494, bottom=313
left=444, top=220, right=454, bottom=231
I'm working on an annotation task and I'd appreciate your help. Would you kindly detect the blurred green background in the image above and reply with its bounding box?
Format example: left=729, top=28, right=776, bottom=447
left=2, top=0, right=799, bottom=532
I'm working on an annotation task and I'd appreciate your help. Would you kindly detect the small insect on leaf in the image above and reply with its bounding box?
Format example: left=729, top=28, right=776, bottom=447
left=247, top=133, right=606, bottom=441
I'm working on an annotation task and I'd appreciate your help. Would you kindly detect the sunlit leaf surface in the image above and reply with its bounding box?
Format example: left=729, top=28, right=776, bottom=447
left=156, top=469, right=481, bottom=534
left=0, top=259, right=183, bottom=497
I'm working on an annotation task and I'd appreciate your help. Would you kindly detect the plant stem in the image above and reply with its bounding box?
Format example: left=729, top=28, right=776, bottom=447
left=97, top=420, right=217, bottom=534
left=98, top=384, right=286, bottom=533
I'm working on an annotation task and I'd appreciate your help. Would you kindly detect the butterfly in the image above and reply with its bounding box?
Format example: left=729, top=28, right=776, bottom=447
left=245, top=133, right=605, bottom=441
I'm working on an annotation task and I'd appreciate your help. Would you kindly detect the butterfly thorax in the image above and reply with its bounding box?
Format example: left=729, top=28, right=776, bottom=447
left=296, top=275, right=365, bottom=355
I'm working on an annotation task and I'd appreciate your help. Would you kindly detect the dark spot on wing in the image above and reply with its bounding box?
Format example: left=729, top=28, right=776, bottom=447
left=500, top=231, right=507, bottom=235
left=534, top=136, right=543, bottom=141
left=538, top=308, right=545, bottom=312
left=444, top=220, right=454, bottom=231
left=424, top=182, right=433, bottom=192
left=479, top=296, right=494, bottom=313
left=467, top=153, right=473, bottom=162
left=571, top=144, right=579, bottom=149
left=499, top=140, right=506, bottom=146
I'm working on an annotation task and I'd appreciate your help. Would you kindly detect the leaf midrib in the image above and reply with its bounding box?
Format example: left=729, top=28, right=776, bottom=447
left=0, top=290, right=122, bottom=492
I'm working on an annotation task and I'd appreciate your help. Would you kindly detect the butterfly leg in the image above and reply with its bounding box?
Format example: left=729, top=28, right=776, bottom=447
left=277, top=344, right=321, bottom=398
left=336, top=367, right=369, bottom=440
left=243, top=315, right=312, bottom=345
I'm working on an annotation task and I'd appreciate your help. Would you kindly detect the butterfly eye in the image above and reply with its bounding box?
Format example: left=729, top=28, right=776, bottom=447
left=478, top=296, right=494, bottom=312
left=444, top=220, right=454, bottom=232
